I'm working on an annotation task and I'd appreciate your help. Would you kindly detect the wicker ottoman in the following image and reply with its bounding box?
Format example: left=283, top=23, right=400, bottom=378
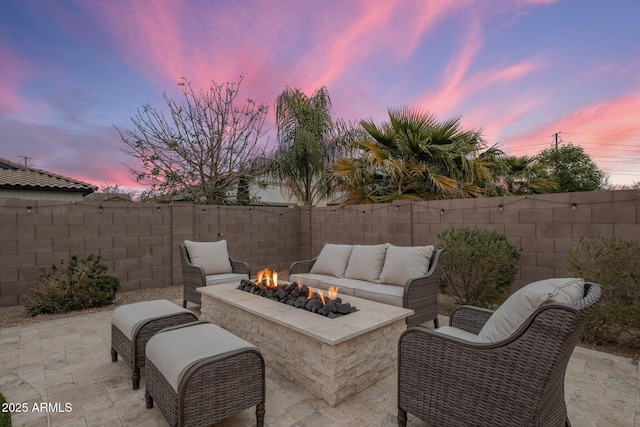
left=111, top=299, right=198, bottom=389
left=144, top=321, right=265, bottom=427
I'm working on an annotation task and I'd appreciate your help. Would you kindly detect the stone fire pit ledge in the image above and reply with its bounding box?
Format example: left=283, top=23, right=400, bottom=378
left=197, top=283, right=413, bottom=346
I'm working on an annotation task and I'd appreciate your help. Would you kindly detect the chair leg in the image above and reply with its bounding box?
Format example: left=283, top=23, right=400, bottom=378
left=398, top=409, right=408, bottom=427
left=183, top=300, right=187, bottom=308
left=111, top=348, right=118, bottom=362
left=256, top=402, right=265, bottom=427
left=433, top=317, right=439, bottom=328
left=145, top=391, right=153, bottom=409
left=132, top=368, right=141, bottom=390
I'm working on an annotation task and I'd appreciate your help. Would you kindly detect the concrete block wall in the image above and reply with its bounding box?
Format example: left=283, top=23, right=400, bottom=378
left=1, top=189, right=639, bottom=306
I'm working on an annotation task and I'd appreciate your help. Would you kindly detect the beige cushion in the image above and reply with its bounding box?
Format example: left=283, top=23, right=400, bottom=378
left=145, top=323, right=255, bottom=391
left=111, top=299, right=191, bottom=341
left=344, top=244, right=389, bottom=282
left=205, top=272, right=249, bottom=286
left=434, top=326, right=484, bottom=343
left=310, top=244, right=353, bottom=277
left=478, top=278, right=585, bottom=343
left=289, top=273, right=339, bottom=289
left=184, top=240, right=232, bottom=275
left=379, top=245, right=435, bottom=286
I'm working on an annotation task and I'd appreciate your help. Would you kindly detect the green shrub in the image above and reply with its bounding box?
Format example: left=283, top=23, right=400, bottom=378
left=438, top=226, right=521, bottom=308
left=0, top=392, right=10, bottom=427
left=24, top=254, right=120, bottom=316
left=567, top=235, right=640, bottom=349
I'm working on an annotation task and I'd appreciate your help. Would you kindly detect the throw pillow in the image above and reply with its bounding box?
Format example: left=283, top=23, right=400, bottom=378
left=477, top=277, right=585, bottom=343
left=379, top=245, right=435, bottom=286
left=184, top=240, right=233, bottom=275
left=344, top=244, right=389, bottom=282
left=310, top=244, right=353, bottom=277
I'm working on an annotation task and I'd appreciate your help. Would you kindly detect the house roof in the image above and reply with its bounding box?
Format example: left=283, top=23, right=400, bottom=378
left=0, top=157, right=97, bottom=195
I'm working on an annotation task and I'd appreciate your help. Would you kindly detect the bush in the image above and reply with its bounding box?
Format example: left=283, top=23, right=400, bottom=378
left=438, top=226, right=521, bottom=308
left=24, top=254, right=120, bottom=316
left=0, top=392, right=10, bottom=427
left=568, top=235, right=640, bottom=349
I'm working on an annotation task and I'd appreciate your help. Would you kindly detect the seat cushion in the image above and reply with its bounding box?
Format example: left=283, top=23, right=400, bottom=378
left=353, top=283, right=404, bottom=307
left=344, top=244, right=389, bottom=282
left=184, top=240, right=233, bottom=275
left=146, top=323, right=256, bottom=392
left=205, top=272, right=249, bottom=286
left=478, top=278, right=585, bottom=343
left=434, top=326, right=484, bottom=343
left=111, top=299, right=191, bottom=341
left=289, top=273, right=339, bottom=289
left=379, top=245, right=434, bottom=286
left=310, top=244, right=353, bottom=277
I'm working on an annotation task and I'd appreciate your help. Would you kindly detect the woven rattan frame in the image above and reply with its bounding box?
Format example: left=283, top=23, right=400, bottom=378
left=397, top=282, right=601, bottom=427
left=179, top=244, right=251, bottom=307
left=289, top=246, right=443, bottom=328
left=111, top=304, right=198, bottom=390
left=145, top=322, right=266, bottom=427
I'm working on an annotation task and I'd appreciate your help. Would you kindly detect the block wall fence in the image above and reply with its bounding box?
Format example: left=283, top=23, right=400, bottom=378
left=1, top=190, right=639, bottom=306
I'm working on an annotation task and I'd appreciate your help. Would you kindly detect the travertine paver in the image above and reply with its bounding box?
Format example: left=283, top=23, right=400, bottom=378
left=0, top=306, right=637, bottom=426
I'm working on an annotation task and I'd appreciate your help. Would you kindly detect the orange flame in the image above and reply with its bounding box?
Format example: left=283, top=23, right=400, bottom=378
left=307, top=287, right=314, bottom=299
left=328, top=286, right=339, bottom=300
left=273, top=271, right=278, bottom=287
left=317, top=289, right=326, bottom=305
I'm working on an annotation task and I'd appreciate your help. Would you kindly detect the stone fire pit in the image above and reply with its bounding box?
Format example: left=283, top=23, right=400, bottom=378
left=198, top=282, right=413, bottom=406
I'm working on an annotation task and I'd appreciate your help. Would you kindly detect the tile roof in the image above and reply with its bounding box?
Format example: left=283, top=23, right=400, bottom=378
left=0, top=156, right=96, bottom=195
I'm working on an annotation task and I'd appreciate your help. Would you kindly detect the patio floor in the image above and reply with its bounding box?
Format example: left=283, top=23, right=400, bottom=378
left=1, top=302, right=638, bottom=427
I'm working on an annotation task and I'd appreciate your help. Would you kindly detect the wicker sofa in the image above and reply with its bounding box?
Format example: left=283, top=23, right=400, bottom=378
left=289, top=243, right=443, bottom=328
left=179, top=240, right=250, bottom=307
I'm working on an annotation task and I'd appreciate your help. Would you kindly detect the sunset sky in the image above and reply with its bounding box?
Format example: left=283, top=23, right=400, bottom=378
left=1, top=0, right=639, bottom=191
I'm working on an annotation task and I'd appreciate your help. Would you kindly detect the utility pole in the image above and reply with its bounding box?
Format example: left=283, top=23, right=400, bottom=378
left=553, top=132, right=562, bottom=150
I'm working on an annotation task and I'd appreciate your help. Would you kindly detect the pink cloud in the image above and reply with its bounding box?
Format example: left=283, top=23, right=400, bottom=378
left=0, top=45, right=32, bottom=115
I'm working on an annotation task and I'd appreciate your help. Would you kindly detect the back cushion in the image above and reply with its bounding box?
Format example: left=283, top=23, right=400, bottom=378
left=184, top=240, right=233, bottom=275
left=477, top=277, right=585, bottom=343
left=344, top=244, right=389, bottom=282
left=379, top=245, right=435, bottom=286
left=310, top=244, right=353, bottom=277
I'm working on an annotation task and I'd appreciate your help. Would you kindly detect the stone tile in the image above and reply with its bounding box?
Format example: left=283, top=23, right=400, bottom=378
left=1, top=308, right=639, bottom=427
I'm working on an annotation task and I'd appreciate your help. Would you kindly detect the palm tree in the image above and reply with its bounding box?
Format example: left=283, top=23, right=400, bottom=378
left=495, top=155, right=558, bottom=195
left=264, top=87, right=359, bottom=206
left=333, top=106, right=494, bottom=204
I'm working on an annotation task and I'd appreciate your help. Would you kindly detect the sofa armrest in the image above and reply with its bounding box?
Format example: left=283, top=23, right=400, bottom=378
left=403, top=248, right=443, bottom=328
left=230, top=257, right=251, bottom=277
left=289, top=258, right=318, bottom=275
left=450, top=306, right=494, bottom=335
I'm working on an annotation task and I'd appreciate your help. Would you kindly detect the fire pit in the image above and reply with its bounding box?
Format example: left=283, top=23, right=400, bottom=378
left=237, top=268, right=357, bottom=318
left=198, top=282, right=413, bottom=406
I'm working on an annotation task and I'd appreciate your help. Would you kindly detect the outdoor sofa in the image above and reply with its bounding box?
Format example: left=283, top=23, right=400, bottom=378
left=289, top=243, right=443, bottom=328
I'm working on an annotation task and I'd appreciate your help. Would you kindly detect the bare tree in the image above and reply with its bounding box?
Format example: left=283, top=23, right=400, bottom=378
left=117, top=76, right=268, bottom=204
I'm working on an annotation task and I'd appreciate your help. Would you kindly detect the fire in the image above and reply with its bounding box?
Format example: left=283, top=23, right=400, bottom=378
left=307, top=287, right=314, bottom=299
left=328, top=286, right=339, bottom=300
left=256, top=268, right=278, bottom=288
left=317, top=289, right=326, bottom=305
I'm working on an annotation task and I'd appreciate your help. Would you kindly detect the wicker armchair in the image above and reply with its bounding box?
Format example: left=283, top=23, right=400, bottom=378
left=179, top=244, right=250, bottom=307
left=398, top=282, right=601, bottom=427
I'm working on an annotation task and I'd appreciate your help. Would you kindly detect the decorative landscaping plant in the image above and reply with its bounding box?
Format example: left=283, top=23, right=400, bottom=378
left=438, top=226, right=521, bottom=309
left=568, top=235, right=640, bottom=350
left=24, top=254, right=120, bottom=316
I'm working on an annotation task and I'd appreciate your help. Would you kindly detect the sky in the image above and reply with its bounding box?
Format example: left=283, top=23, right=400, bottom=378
left=1, top=0, right=639, bottom=191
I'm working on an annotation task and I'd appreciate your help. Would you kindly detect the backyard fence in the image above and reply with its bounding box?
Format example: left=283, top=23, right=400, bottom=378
left=1, top=190, right=639, bottom=306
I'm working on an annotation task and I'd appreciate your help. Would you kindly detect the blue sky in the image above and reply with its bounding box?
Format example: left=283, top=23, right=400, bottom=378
left=1, top=0, right=639, bottom=190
